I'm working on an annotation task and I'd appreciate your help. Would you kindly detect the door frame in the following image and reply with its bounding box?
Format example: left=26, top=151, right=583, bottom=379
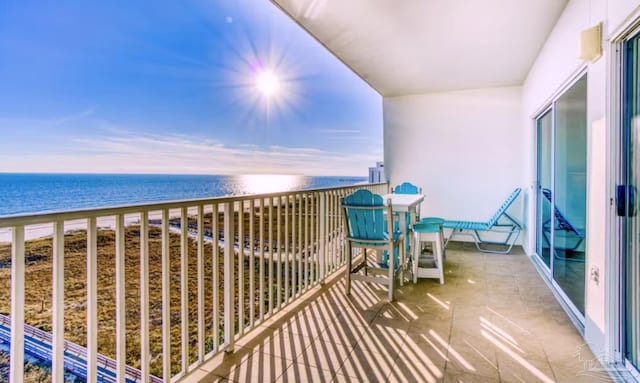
left=609, top=13, right=640, bottom=377
left=532, top=69, right=588, bottom=327
left=535, top=105, right=553, bottom=271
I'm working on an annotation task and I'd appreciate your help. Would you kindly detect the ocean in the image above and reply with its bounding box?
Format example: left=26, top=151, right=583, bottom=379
left=0, top=173, right=367, bottom=217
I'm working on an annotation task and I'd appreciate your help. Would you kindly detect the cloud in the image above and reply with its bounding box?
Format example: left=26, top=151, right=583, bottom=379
left=0, top=130, right=381, bottom=176
left=0, top=108, right=95, bottom=127
left=312, top=128, right=360, bottom=134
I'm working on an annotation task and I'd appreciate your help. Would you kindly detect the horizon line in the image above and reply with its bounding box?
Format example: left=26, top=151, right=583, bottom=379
left=0, top=171, right=369, bottom=178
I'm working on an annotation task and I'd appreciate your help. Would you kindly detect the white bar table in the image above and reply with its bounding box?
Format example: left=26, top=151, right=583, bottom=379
left=382, top=193, right=425, bottom=234
left=379, top=193, right=425, bottom=264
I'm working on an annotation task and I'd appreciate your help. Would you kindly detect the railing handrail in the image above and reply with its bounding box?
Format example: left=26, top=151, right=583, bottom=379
left=0, top=182, right=387, bottom=228
left=1, top=181, right=389, bottom=382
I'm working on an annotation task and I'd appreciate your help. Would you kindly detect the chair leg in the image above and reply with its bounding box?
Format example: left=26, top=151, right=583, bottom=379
left=345, top=242, right=352, bottom=296
left=435, top=233, right=444, bottom=284
left=444, top=228, right=456, bottom=248
left=388, top=244, right=394, bottom=302
left=440, top=226, right=446, bottom=260
left=399, top=240, right=405, bottom=287
left=413, top=233, right=419, bottom=284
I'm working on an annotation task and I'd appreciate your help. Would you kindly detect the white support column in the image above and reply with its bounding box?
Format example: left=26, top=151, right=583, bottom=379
left=196, top=206, right=205, bottom=362
left=180, top=207, right=189, bottom=373
left=140, top=212, right=150, bottom=383
left=10, top=225, right=25, bottom=383
left=115, top=214, right=126, bottom=382
left=223, top=202, right=235, bottom=352
left=162, top=209, right=171, bottom=382
left=87, top=218, right=98, bottom=383
left=52, top=220, right=65, bottom=383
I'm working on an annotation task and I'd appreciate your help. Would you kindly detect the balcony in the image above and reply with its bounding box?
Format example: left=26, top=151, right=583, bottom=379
left=0, top=183, right=608, bottom=382
left=185, top=243, right=605, bottom=383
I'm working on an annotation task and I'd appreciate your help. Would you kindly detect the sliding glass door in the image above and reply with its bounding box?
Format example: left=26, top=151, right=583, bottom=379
left=623, top=32, right=640, bottom=371
left=553, top=76, right=587, bottom=316
left=535, top=75, right=588, bottom=317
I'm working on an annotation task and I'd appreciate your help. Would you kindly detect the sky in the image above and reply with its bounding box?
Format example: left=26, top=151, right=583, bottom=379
left=0, top=0, right=382, bottom=176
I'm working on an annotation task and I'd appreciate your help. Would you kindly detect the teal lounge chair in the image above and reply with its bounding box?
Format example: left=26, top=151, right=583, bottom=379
left=542, top=188, right=585, bottom=261
left=342, top=189, right=405, bottom=301
left=442, top=188, right=522, bottom=254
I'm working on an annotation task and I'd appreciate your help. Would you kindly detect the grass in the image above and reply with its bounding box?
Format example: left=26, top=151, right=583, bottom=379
left=0, top=206, right=320, bottom=379
left=0, top=226, right=252, bottom=378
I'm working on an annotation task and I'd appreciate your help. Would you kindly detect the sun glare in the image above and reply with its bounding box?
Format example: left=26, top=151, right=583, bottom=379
left=240, top=174, right=298, bottom=194
left=255, top=70, right=280, bottom=96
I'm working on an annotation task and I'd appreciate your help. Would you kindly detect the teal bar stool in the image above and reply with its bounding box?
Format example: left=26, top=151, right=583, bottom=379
left=412, top=222, right=445, bottom=284
left=419, top=217, right=446, bottom=260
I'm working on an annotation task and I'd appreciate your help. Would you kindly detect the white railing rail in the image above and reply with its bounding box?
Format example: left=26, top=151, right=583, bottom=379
left=0, top=182, right=388, bottom=382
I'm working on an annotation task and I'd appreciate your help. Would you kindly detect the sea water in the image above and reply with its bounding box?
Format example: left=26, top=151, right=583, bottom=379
left=0, top=173, right=367, bottom=216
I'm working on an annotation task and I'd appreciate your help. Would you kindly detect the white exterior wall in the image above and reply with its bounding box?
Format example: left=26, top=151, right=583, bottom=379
left=383, top=87, right=522, bottom=226
left=522, top=0, right=640, bottom=363
left=383, top=0, right=640, bottom=367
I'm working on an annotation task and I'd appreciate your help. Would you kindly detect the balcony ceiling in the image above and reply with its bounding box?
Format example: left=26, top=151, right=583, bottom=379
left=271, top=0, right=568, bottom=96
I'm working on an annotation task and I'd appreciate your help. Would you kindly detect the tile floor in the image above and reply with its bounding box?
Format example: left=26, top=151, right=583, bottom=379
left=186, top=244, right=618, bottom=383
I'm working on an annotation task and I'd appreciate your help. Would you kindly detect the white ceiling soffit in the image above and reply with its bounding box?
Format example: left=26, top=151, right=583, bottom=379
left=271, top=0, right=568, bottom=96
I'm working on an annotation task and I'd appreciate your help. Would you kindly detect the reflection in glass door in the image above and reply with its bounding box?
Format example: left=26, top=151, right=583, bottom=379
left=553, top=76, right=587, bottom=316
left=623, top=32, right=640, bottom=371
left=536, top=111, right=552, bottom=268
left=535, top=75, right=587, bottom=317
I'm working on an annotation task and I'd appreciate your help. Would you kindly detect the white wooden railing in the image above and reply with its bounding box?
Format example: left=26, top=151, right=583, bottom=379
left=0, top=182, right=388, bottom=382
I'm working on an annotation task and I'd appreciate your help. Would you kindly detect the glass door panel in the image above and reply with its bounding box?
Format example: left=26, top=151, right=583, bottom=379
left=552, top=75, right=587, bottom=316
left=535, top=75, right=587, bottom=318
left=536, top=111, right=553, bottom=268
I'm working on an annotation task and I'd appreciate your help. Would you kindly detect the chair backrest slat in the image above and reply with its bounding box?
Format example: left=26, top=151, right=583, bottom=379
left=343, top=190, right=387, bottom=241
left=486, top=188, right=522, bottom=228
left=393, top=182, right=420, bottom=195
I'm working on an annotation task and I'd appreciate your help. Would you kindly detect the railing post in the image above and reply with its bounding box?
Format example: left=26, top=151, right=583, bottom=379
left=161, top=209, right=171, bottom=382
left=212, top=203, right=219, bottom=352
left=268, top=198, right=274, bottom=314
left=87, top=218, right=98, bottom=383
left=115, top=214, right=126, bottom=382
left=140, top=212, right=150, bottom=383
left=223, top=201, right=235, bottom=352
left=196, top=206, right=205, bottom=362
left=248, top=199, right=255, bottom=328
left=52, top=220, right=64, bottom=383
left=319, top=193, right=326, bottom=283
left=238, top=201, right=245, bottom=335
left=10, top=225, right=25, bottom=383
left=180, top=207, right=189, bottom=373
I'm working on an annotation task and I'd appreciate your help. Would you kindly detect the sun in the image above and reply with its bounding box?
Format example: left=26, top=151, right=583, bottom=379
left=255, top=70, right=280, bottom=97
